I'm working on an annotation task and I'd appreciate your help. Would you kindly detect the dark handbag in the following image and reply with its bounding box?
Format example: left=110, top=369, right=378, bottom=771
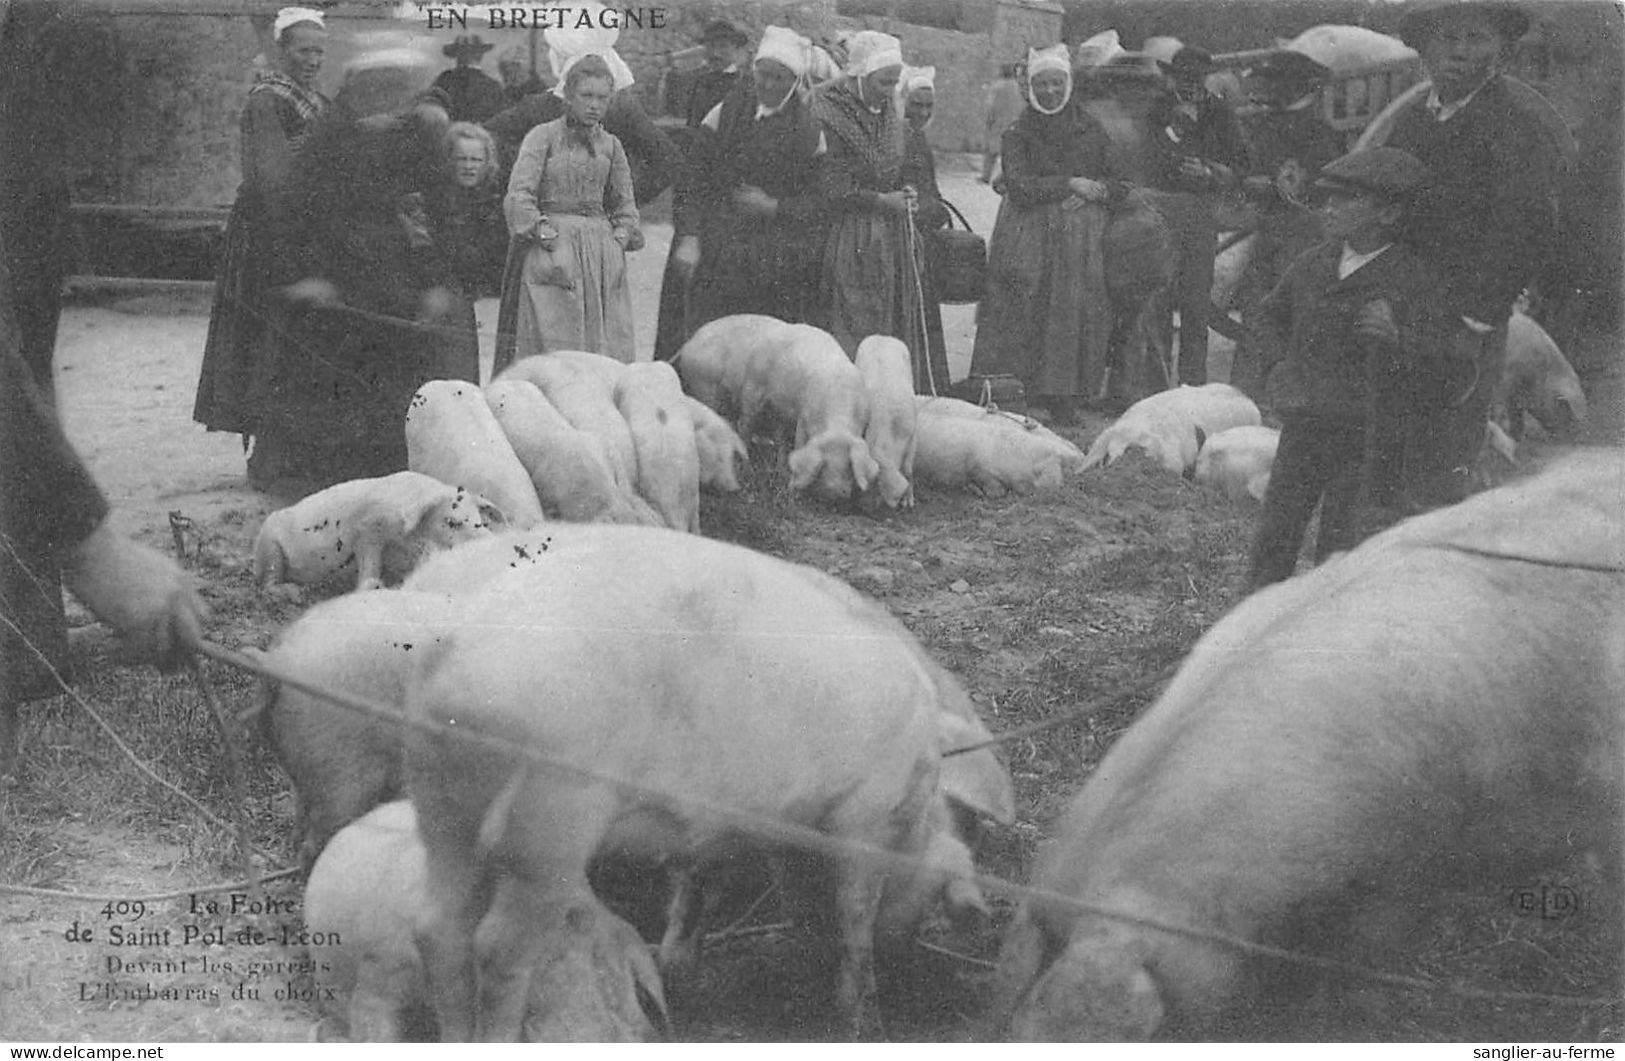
left=926, top=198, right=986, bottom=305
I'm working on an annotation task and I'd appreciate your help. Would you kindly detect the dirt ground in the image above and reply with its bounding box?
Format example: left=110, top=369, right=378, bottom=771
left=1, top=157, right=1620, bottom=1043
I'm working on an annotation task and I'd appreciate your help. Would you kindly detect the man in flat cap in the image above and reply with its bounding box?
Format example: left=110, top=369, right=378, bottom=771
left=1375, top=0, right=1561, bottom=507
left=1149, top=45, right=1252, bottom=387
left=1229, top=48, right=1344, bottom=399
left=1248, top=147, right=1454, bottom=590
left=433, top=34, right=505, bottom=123
left=687, top=19, right=750, bottom=128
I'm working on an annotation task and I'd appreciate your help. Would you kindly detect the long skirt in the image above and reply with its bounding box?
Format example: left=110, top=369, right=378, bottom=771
left=250, top=301, right=456, bottom=487
left=821, top=209, right=928, bottom=378
left=495, top=213, right=634, bottom=374
left=970, top=199, right=1110, bottom=402
left=194, top=191, right=274, bottom=435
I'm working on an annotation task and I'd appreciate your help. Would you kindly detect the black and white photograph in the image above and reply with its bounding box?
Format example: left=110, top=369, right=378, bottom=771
left=0, top=0, right=1620, bottom=1043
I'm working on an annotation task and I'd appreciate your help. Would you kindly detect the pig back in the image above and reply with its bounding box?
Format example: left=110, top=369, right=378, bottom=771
left=1001, top=454, right=1624, bottom=1038
left=405, top=526, right=944, bottom=856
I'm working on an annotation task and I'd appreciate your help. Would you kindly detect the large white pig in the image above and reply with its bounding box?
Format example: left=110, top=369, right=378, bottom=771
left=991, top=451, right=1624, bottom=1040
left=305, top=801, right=665, bottom=1043
left=1496, top=310, right=1588, bottom=439
left=257, top=588, right=470, bottom=867
left=613, top=361, right=701, bottom=532
left=404, top=525, right=966, bottom=1041
left=495, top=354, right=640, bottom=494
left=484, top=379, right=654, bottom=526
left=251, top=472, right=504, bottom=591
left=855, top=336, right=919, bottom=509
left=405, top=380, right=545, bottom=528
left=405, top=528, right=1011, bottom=955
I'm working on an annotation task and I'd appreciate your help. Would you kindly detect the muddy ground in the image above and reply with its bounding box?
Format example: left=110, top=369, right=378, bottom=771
left=1, top=159, right=1620, bottom=1043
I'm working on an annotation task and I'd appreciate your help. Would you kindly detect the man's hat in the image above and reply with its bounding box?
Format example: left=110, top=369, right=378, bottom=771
left=701, top=19, right=749, bottom=48
left=1314, top=147, right=1430, bottom=199
left=1250, top=49, right=1331, bottom=87
left=443, top=35, right=494, bottom=59
left=1158, top=45, right=1215, bottom=80
left=1397, top=0, right=1529, bottom=49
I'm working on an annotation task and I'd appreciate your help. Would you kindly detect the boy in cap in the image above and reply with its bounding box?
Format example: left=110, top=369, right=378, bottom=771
left=1247, top=147, right=1455, bottom=590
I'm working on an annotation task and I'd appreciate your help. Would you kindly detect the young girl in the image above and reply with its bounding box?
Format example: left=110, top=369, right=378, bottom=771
left=433, top=121, right=507, bottom=381
left=496, top=53, right=641, bottom=368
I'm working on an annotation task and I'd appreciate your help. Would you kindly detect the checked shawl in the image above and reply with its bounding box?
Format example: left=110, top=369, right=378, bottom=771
left=812, top=80, right=903, bottom=190
left=251, top=73, right=329, bottom=145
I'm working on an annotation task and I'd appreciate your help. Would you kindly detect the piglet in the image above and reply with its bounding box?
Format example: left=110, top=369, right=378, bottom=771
left=252, top=471, right=504, bottom=592
left=1192, top=425, right=1279, bottom=502
left=305, top=801, right=665, bottom=1043
left=405, top=380, right=545, bottom=528
left=613, top=361, right=701, bottom=533
left=485, top=378, right=655, bottom=526
left=1496, top=309, right=1588, bottom=439
left=683, top=396, right=749, bottom=494
left=855, top=336, right=919, bottom=510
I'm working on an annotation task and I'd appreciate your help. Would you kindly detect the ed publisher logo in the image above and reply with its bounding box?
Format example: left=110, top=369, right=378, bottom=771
left=1507, top=882, right=1580, bottom=920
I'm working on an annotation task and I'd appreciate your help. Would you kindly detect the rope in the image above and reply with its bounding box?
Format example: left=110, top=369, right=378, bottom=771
left=0, top=869, right=302, bottom=906
left=904, top=206, right=939, bottom=398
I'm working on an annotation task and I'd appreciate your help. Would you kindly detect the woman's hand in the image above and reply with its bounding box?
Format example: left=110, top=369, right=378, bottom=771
left=875, top=190, right=912, bottom=215
left=1067, top=176, right=1109, bottom=202
left=672, top=235, right=701, bottom=278
left=531, top=219, right=559, bottom=250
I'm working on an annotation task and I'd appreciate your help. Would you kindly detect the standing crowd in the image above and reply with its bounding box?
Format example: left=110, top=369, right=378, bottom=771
left=186, top=0, right=1564, bottom=581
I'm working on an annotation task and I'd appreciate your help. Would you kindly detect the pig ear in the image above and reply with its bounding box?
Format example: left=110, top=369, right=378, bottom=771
left=850, top=440, right=880, bottom=493
left=787, top=445, right=822, bottom=491
left=476, top=495, right=510, bottom=528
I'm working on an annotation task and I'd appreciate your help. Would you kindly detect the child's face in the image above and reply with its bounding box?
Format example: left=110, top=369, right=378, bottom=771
left=1320, top=187, right=1399, bottom=243
left=450, top=137, right=487, bottom=188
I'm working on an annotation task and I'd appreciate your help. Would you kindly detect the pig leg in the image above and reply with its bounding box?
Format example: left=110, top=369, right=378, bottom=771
left=353, top=542, right=386, bottom=592
left=472, top=779, right=621, bottom=1042
left=830, top=863, right=887, bottom=1039
left=414, top=852, right=484, bottom=1042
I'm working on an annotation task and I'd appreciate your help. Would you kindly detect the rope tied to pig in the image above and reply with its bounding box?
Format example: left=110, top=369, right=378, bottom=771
left=4, top=621, right=1615, bottom=1010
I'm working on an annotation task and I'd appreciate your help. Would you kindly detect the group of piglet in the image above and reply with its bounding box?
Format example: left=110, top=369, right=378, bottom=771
left=1079, top=381, right=1281, bottom=501
left=252, top=351, right=751, bottom=593
left=674, top=314, right=1089, bottom=505
left=255, top=523, right=1016, bottom=1041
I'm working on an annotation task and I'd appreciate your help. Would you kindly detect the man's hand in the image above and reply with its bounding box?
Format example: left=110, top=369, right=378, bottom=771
left=283, top=277, right=340, bottom=307
left=672, top=235, right=701, bottom=279
left=1355, top=299, right=1400, bottom=346
left=62, top=522, right=206, bottom=671
left=733, top=185, right=778, bottom=218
